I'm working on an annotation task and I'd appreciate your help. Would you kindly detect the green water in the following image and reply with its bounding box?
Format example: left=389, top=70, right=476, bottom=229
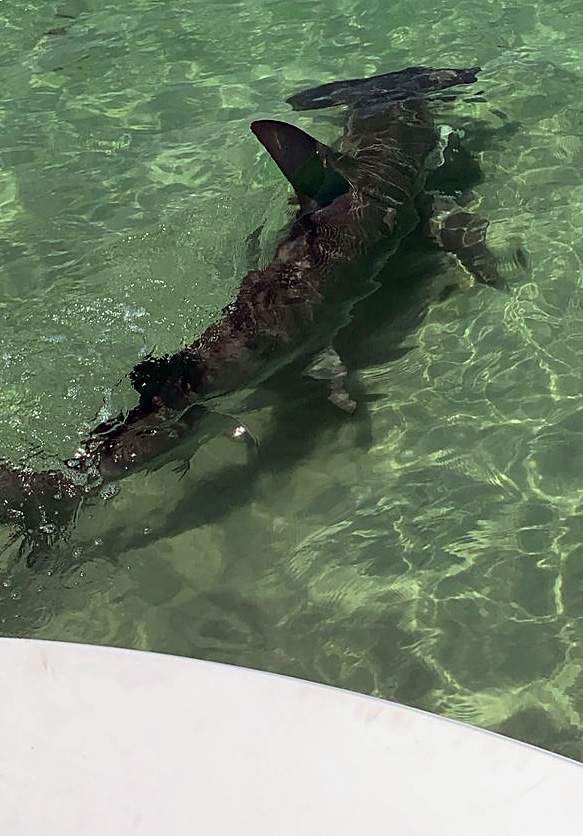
left=2, top=0, right=583, bottom=759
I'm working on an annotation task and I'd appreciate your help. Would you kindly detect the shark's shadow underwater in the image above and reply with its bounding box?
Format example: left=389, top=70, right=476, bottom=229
left=113, top=116, right=525, bottom=556
left=113, top=230, right=480, bottom=556
left=0, top=64, right=523, bottom=565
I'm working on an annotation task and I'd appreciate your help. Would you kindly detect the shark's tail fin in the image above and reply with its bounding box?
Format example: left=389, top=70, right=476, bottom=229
left=287, top=65, right=480, bottom=111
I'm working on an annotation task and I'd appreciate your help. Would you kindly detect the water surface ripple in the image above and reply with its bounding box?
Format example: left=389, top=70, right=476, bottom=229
left=1, top=0, right=583, bottom=760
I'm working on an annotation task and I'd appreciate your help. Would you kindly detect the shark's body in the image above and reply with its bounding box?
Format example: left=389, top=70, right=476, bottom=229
left=0, top=65, right=501, bottom=552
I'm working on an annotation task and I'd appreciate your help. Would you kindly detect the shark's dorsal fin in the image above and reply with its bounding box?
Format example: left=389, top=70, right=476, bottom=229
left=251, top=119, right=350, bottom=209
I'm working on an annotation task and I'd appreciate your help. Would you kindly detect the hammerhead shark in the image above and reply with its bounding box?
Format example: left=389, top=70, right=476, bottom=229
left=0, top=64, right=504, bottom=557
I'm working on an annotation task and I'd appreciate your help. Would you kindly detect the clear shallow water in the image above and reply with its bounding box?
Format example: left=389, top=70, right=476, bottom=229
left=2, top=0, right=583, bottom=759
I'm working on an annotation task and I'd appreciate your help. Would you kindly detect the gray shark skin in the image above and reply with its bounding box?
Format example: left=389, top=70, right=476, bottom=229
left=0, top=65, right=500, bottom=558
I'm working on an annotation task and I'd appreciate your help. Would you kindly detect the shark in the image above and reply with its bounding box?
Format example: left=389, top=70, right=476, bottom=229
left=0, top=64, right=505, bottom=559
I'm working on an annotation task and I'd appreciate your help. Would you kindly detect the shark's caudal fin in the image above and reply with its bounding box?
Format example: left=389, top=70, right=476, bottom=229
left=251, top=119, right=350, bottom=209
left=287, top=65, right=480, bottom=111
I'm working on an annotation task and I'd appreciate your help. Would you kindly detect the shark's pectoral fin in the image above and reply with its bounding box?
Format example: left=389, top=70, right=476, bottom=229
left=223, top=417, right=260, bottom=453
left=196, top=403, right=260, bottom=453
left=426, top=194, right=528, bottom=290
left=433, top=211, right=503, bottom=288
left=251, top=120, right=350, bottom=210
left=143, top=404, right=258, bottom=479
left=303, top=347, right=357, bottom=413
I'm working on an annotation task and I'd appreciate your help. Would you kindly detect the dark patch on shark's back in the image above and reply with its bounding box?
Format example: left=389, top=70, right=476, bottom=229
left=130, top=350, right=205, bottom=409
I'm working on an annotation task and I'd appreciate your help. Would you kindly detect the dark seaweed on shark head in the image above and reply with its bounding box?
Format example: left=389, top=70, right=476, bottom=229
left=0, top=64, right=516, bottom=565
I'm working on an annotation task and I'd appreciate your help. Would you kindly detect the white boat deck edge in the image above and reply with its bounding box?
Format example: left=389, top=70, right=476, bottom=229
left=0, top=638, right=581, bottom=835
